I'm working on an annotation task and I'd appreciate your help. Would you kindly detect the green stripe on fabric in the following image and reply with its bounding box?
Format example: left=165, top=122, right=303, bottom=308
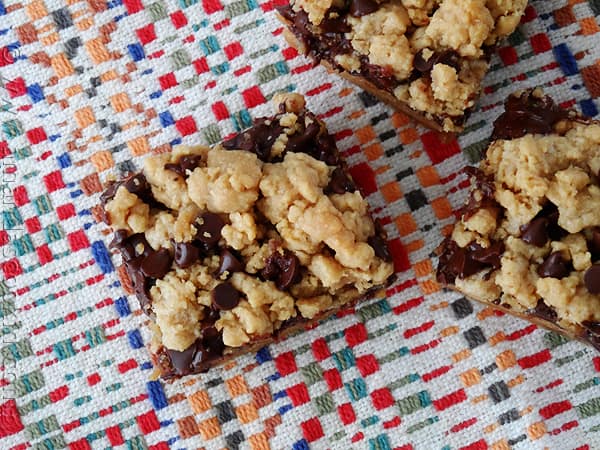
left=397, top=391, right=431, bottom=416
left=406, top=416, right=439, bottom=434
left=357, top=299, right=391, bottom=322
left=1, top=338, right=33, bottom=363
left=33, top=434, right=66, bottom=450
left=575, top=397, right=600, bottom=419
left=26, top=415, right=60, bottom=439
left=14, top=370, right=45, bottom=397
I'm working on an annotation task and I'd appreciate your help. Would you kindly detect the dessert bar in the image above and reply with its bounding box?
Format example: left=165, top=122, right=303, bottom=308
left=277, top=0, right=527, bottom=133
left=437, top=89, right=600, bottom=350
left=101, top=93, right=395, bottom=379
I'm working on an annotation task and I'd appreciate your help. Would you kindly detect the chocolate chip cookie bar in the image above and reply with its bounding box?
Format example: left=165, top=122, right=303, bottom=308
left=277, top=0, right=527, bottom=133
left=101, top=93, right=395, bottom=379
left=437, top=89, right=600, bottom=350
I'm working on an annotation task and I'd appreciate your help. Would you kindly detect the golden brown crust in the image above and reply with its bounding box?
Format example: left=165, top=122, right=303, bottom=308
left=447, top=284, right=594, bottom=350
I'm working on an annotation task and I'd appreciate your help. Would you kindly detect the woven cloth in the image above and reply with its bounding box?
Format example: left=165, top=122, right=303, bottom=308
left=1, top=0, right=600, bottom=449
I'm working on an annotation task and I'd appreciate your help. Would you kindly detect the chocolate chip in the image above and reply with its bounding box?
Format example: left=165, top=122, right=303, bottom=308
left=359, top=56, right=397, bottom=91
left=285, top=121, right=321, bottom=154
left=460, top=167, right=500, bottom=221
left=368, top=235, right=392, bottom=262
left=174, top=242, right=200, bottom=268
left=204, top=308, right=220, bottom=324
left=584, top=264, right=600, bottom=294
left=212, top=282, right=241, bottom=310
left=201, top=326, right=225, bottom=356
left=123, top=173, right=151, bottom=196
left=436, top=239, right=504, bottom=284
left=538, top=252, right=570, bottom=279
left=413, top=49, right=460, bottom=74
left=165, top=154, right=203, bottom=177
left=327, top=168, right=356, bottom=194
left=261, top=250, right=302, bottom=290
left=588, top=227, right=600, bottom=261
left=315, top=132, right=339, bottom=165
left=349, top=0, right=379, bottom=17
left=120, top=233, right=152, bottom=261
left=520, top=217, right=549, bottom=247
left=166, top=345, right=196, bottom=376
left=216, top=248, right=244, bottom=277
left=538, top=203, right=567, bottom=241
left=100, top=180, right=119, bottom=206
left=109, top=229, right=129, bottom=249
left=492, top=89, right=570, bottom=141
left=222, top=119, right=283, bottom=161
left=190, top=326, right=226, bottom=367
left=127, top=268, right=154, bottom=315
left=469, top=241, right=504, bottom=271
left=140, top=248, right=173, bottom=279
left=195, top=212, right=225, bottom=245
left=528, top=300, right=557, bottom=323
left=320, top=15, right=350, bottom=33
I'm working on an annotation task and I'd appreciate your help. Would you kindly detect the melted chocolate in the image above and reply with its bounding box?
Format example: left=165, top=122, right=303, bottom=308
left=320, top=15, right=350, bottom=33
left=492, top=90, right=570, bottom=141
left=521, top=217, right=549, bottom=247
left=174, top=242, right=200, bottom=268
left=112, top=233, right=174, bottom=314
left=528, top=300, right=558, bottom=323
left=326, top=168, right=356, bottom=194
left=460, top=167, right=501, bottom=221
left=349, top=0, right=379, bottom=17
left=140, top=248, right=173, bottom=279
left=588, top=227, right=600, bottom=261
left=584, top=264, right=600, bottom=294
left=222, top=118, right=284, bottom=161
left=520, top=202, right=568, bottom=247
left=413, top=49, right=460, bottom=74
left=165, top=326, right=226, bottom=377
left=100, top=172, right=168, bottom=216
left=537, top=252, right=571, bottom=279
left=164, top=154, right=203, bottom=177
left=262, top=250, right=302, bottom=290
left=437, top=239, right=504, bottom=284
left=216, top=248, right=244, bottom=277
left=368, top=235, right=392, bottom=262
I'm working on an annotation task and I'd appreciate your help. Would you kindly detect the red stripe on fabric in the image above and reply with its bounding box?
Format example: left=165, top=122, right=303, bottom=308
left=539, top=400, right=572, bottom=419
left=404, top=321, right=435, bottom=338
left=518, top=349, right=551, bottom=369
left=422, top=365, right=452, bottom=382
left=393, top=297, right=424, bottom=315
left=450, top=417, right=477, bottom=433
left=459, top=440, right=488, bottom=450
left=506, top=324, right=537, bottom=340
left=433, top=389, right=467, bottom=411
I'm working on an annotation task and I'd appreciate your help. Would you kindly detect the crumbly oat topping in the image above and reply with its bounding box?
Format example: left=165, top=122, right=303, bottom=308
left=103, top=94, right=394, bottom=363
left=426, top=0, right=494, bottom=57
left=281, top=0, right=526, bottom=131
left=438, top=91, right=600, bottom=342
